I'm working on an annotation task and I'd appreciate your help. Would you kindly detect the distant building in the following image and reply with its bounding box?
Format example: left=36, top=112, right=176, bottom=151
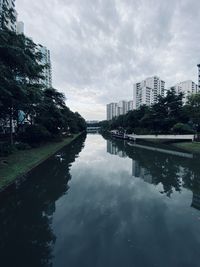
left=198, top=64, right=200, bottom=91
left=107, top=103, right=118, bottom=120
left=0, top=0, right=17, bottom=31
left=170, top=80, right=198, bottom=104
left=107, top=100, right=134, bottom=120
left=38, top=45, right=52, bottom=88
left=133, top=76, right=165, bottom=109
left=127, top=100, right=134, bottom=111
left=117, top=100, right=128, bottom=116
left=16, top=20, right=24, bottom=34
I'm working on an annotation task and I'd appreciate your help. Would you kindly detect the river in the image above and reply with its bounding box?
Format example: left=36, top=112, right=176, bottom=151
left=0, top=134, right=200, bottom=267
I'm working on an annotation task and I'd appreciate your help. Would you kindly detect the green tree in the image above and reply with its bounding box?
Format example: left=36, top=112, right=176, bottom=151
left=185, top=93, right=200, bottom=131
left=0, top=30, right=44, bottom=144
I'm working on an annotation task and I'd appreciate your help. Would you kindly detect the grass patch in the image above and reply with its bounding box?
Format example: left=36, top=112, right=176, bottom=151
left=0, top=133, right=81, bottom=190
left=172, top=142, right=200, bottom=154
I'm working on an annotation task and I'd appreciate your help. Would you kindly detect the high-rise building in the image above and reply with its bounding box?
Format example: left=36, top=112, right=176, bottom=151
left=197, top=64, right=200, bottom=91
left=170, top=80, right=198, bottom=104
left=133, top=76, right=165, bottom=109
left=106, top=100, right=134, bottom=120
left=127, top=100, right=134, bottom=111
left=107, top=102, right=118, bottom=120
left=16, top=20, right=24, bottom=34
left=38, top=45, right=52, bottom=88
left=117, top=100, right=128, bottom=116
left=0, top=0, right=17, bottom=31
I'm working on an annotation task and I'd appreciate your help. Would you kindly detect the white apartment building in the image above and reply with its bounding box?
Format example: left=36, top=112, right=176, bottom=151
left=16, top=20, right=24, bottom=34
left=107, top=103, right=118, bottom=121
left=198, top=64, right=200, bottom=90
left=170, top=80, right=198, bottom=104
left=117, top=101, right=128, bottom=116
left=38, top=46, right=52, bottom=88
left=107, top=100, right=134, bottom=120
left=133, top=76, right=165, bottom=109
left=127, top=100, right=134, bottom=112
left=0, top=0, right=17, bottom=31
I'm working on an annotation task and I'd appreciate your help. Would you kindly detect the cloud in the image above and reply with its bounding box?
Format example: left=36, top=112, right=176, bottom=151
left=16, top=0, right=200, bottom=120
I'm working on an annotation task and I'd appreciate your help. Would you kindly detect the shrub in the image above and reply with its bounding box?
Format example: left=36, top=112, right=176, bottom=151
left=15, top=142, right=31, bottom=150
left=0, top=142, right=15, bottom=156
left=20, top=125, right=51, bottom=144
left=172, top=123, right=195, bottom=134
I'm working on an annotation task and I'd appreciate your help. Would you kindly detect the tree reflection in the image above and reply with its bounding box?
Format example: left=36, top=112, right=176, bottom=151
left=0, top=134, right=86, bottom=267
left=106, top=136, right=200, bottom=204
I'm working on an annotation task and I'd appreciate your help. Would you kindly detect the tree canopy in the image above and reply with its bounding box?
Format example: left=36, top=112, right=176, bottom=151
left=101, top=89, right=198, bottom=135
left=0, top=21, right=86, bottom=147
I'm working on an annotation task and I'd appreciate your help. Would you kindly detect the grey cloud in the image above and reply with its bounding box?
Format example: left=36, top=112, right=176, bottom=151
left=16, top=0, right=200, bottom=120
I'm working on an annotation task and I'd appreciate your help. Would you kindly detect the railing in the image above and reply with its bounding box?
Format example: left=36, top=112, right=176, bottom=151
left=127, top=134, right=195, bottom=141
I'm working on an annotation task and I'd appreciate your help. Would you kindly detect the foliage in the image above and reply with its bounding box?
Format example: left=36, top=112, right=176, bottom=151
left=172, top=123, right=195, bottom=134
left=0, top=13, right=86, bottom=149
left=185, top=94, right=200, bottom=131
left=0, top=142, right=15, bottom=157
left=15, top=142, right=31, bottom=151
left=101, top=90, right=200, bottom=135
left=19, top=125, right=51, bottom=145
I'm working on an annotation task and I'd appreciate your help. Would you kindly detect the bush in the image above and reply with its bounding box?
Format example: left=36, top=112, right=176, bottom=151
left=20, top=125, right=51, bottom=144
left=15, top=142, right=31, bottom=151
left=172, top=123, right=195, bottom=134
left=0, top=142, right=15, bottom=156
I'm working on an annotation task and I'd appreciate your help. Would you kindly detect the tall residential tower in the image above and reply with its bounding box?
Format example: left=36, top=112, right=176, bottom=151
left=170, top=80, right=198, bottom=104
left=106, top=100, right=134, bottom=120
left=197, top=64, right=200, bottom=91
left=38, top=46, right=52, bottom=88
left=133, top=76, right=165, bottom=109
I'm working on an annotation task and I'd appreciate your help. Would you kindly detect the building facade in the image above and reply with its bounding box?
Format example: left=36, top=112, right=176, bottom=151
left=133, top=76, right=165, bottom=109
left=0, top=0, right=17, bottom=31
left=107, top=103, right=118, bottom=121
left=198, top=64, right=200, bottom=91
left=38, top=46, right=52, bottom=88
left=170, top=80, right=198, bottom=104
left=16, top=20, right=24, bottom=34
left=107, top=100, right=134, bottom=120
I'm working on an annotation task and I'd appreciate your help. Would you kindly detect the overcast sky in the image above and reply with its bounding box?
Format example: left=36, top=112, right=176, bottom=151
left=16, top=0, right=200, bottom=120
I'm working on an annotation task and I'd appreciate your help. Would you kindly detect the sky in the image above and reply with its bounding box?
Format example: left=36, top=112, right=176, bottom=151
left=16, top=0, right=200, bottom=120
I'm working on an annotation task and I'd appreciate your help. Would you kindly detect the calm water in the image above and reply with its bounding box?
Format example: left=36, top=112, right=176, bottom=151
left=0, top=134, right=200, bottom=267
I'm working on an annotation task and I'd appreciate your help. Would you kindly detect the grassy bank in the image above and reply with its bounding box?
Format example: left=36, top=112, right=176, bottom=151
left=0, top=133, right=81, bottom=190
left=172, top=142, right=200, bottom=154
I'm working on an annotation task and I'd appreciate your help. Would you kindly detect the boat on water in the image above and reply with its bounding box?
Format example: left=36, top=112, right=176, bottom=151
left=110, top=130, right=129, bottom=140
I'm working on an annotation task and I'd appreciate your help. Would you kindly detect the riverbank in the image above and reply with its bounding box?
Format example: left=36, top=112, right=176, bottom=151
left=172, top=142, right=200, bottom=154
left=0, top=133, right=82, bottom=190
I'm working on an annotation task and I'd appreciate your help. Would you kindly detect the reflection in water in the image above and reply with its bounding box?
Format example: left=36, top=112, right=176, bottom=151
left=0, top=134, right=86, bottom=267
left=107, top=138, right=200, bottom=209
left=107, top=140, right=127, bottom=158
left=1, top=134, right=200, bottom=267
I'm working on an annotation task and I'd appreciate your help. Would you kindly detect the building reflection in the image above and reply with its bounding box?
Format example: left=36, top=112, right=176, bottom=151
left=132, top=160, right=154, bottom=184
left=107, top=140, right=127, bottom=158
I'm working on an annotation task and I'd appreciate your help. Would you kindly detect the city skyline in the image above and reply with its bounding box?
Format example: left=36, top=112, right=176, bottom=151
left=16, top=0, right=200, bottom=120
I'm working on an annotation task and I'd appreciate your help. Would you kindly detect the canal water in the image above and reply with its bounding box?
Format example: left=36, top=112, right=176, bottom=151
left=0, top=134, right=200, bottom=267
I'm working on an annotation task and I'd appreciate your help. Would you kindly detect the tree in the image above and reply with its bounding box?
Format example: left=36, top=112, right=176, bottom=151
left=0, top=29, right=44, bottom=144
left=185, top=94, right=200, bottom=131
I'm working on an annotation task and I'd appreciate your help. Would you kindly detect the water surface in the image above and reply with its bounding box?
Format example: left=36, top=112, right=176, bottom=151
left=0, top=134, right=200, bottom=267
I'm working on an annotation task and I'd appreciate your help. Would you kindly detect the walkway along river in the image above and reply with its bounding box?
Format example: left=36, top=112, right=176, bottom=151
left=0, top=134, right=200, bottom=267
